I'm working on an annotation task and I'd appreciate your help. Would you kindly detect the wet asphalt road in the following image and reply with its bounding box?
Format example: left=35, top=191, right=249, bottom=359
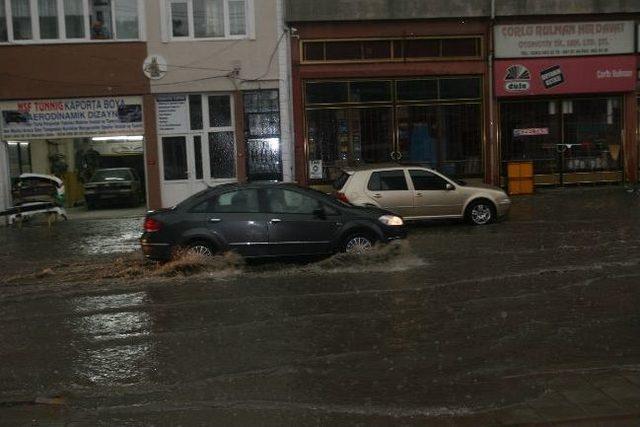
left=0, top=187, right=639, bottom=425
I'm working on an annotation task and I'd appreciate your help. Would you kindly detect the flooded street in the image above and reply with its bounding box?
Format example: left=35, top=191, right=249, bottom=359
left=1, top=188, right=640, bottom=425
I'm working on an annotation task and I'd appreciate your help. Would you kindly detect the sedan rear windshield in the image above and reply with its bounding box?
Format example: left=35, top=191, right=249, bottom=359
left=91, top=170, right=133, bottom=182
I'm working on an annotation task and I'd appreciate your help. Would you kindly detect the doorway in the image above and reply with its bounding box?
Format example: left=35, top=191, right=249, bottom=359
left=500, top=97, right=623, bottom=186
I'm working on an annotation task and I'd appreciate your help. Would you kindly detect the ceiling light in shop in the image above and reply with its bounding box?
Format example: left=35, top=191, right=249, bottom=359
left=91, top=136, right=144, bottom=142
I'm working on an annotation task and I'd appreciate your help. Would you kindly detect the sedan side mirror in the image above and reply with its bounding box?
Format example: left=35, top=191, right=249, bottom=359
left=445, top=183, right=455, bottom=191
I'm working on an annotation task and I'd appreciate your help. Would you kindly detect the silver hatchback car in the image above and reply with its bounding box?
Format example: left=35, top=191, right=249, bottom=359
left=333, top=165, right=511, bottom=225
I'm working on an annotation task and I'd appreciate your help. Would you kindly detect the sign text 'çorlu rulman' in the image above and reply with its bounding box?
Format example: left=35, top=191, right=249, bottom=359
left=494, top=21, right=634, bottom=58
left=0, top=97, right=144, bottom=139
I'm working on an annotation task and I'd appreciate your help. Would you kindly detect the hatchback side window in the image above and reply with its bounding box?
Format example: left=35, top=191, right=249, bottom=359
left=368, top=170, right=408, bottom=191
left=409, top=169, right=449, bottom=191
left=266, top=189, right=322, bottom=214
left=192, top=189, right=260, bottom=213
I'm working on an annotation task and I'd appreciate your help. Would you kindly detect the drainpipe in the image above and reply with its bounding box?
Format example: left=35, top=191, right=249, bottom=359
left=488, top=0, right=496, bottom=185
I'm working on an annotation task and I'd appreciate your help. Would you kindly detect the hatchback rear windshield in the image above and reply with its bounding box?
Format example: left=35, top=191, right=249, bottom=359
left=333, top=172, right=351, bottom=190
left=91, top=169, right=133, bottom=182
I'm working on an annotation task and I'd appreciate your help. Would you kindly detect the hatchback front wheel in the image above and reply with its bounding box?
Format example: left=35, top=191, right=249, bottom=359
left=466, top=200, right=496, bottom=225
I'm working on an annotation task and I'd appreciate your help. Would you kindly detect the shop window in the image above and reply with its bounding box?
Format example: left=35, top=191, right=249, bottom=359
left=305, top=82, right=349, bottom=105
left=159, top=93, right=237, bottom=184
left=350, top=81, right=391, bottom=103
left=302, top=37, right=481, bottom=63
left=305, top=78, right=483, bottom=181
left=208, top=95, right=231, bottom=128
left=189, top=94, right=203, bottom=130
left=0, top=0, right=142, bottom=43
left=396, top=80, right=438, bottom=101
left=208, top=131, right=235, bottom=178
left=162, top=136, right=188, bottom=180
left=397, top=104, right=482, bottom=177
left=325, top=41, right=361, bottom=60
left=367, top=170, right=408, bottom=191
left=363, top=40, right=391, bottom=59
left=439, top=77, right=481, bottom=100
left=194, top=135, right=203, bottom=179
left=304, top=42, right=324, bottom=61
left=404, top=39, right=440, bottom=58
left=441, top=38, right=480, bottom=57
left=168, top=0, right=251, bottom=40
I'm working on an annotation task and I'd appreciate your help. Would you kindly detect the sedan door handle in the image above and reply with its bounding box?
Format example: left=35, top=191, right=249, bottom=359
left=270, top=218, right=282, bottom=223
left=209, top=218, right=222, bottom=223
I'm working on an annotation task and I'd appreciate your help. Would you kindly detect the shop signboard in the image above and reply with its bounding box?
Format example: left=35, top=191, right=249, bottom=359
left=495, top=21, right=634, bottom=58
left=494, top=55, right=636, bottom=97
left=0, top=96, right=144, bottom=140
left=156, top=95, right=189, bottom=133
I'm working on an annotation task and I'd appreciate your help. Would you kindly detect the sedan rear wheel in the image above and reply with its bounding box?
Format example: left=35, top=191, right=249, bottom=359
left=187, top=241, right=215, bottom=257
left=343, top=233, right=375, bottom=254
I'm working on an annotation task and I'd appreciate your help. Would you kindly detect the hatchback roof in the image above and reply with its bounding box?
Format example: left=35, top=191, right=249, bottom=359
left=342, top=163, right=430, bottom=172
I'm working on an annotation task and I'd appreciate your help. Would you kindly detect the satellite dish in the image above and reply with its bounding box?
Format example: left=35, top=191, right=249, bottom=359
left=142, top=55, right=168, bottom=80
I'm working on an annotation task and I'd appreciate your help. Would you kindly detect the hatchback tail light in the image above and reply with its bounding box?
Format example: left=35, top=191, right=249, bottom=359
left=144, top=217, right=162, bottom=232
left=336, top=192, right=349, bottom=203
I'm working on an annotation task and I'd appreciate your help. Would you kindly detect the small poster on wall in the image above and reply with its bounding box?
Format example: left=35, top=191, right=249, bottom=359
left=309, top=160, right=323, bottom=179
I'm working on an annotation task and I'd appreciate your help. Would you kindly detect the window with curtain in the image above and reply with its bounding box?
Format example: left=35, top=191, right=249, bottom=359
left=168, top=0, right=249, bottom=39
left=0, top=0, right=142, bottom=42
left=0, top=0, right=8, bottom=41
left=38, top=0, right=59, bottom=39
left=89, top=0, right=112, bottom=39
left=11, top=0, right=32, bottom=40
left=63, top=0, right=84, bottom=38
left=114, top=0, right=138, bottom=39
left=194, top=0, right=223, bottom=38
left=228, top=0, right=245, bottom=35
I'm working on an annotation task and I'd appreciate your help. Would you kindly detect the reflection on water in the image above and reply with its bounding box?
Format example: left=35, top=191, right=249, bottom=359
left=79, top=230, right=141, bottom=256
left=69, top=292, right=157, bottom=386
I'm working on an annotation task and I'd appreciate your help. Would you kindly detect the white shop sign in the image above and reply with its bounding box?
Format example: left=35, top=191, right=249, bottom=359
left=156, top=95, right=189, bottom=134
left=0, top=97, right=144, bottom=139
left=495, top=21, right=634, bottom=58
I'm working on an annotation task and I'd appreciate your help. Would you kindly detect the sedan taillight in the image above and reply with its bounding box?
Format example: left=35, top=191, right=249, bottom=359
left=144, top=217, right=162, bottom=232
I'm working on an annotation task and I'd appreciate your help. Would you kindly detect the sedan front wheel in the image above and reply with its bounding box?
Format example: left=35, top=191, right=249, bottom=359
left=342, top=233, right=375, bottom=254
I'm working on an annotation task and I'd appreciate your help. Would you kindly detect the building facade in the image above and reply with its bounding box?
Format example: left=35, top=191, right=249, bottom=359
left=145, top=0, right=293, bottom=207
left=0, top=0, right=293, bottom=211
left=285, top=0, right=640, bottom=188
left=0, top=0, right=150, bottom=209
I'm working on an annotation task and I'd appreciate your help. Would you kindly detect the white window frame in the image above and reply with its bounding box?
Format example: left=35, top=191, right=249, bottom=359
left=165, top=0, right=253, bottom=42
left=158, top=93, right=238, bottom=184
left=0, top=0, right=144, bottom=44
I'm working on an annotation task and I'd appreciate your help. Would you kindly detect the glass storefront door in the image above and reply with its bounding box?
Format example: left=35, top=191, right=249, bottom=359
left=501, top=97, right=623, bottom=185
